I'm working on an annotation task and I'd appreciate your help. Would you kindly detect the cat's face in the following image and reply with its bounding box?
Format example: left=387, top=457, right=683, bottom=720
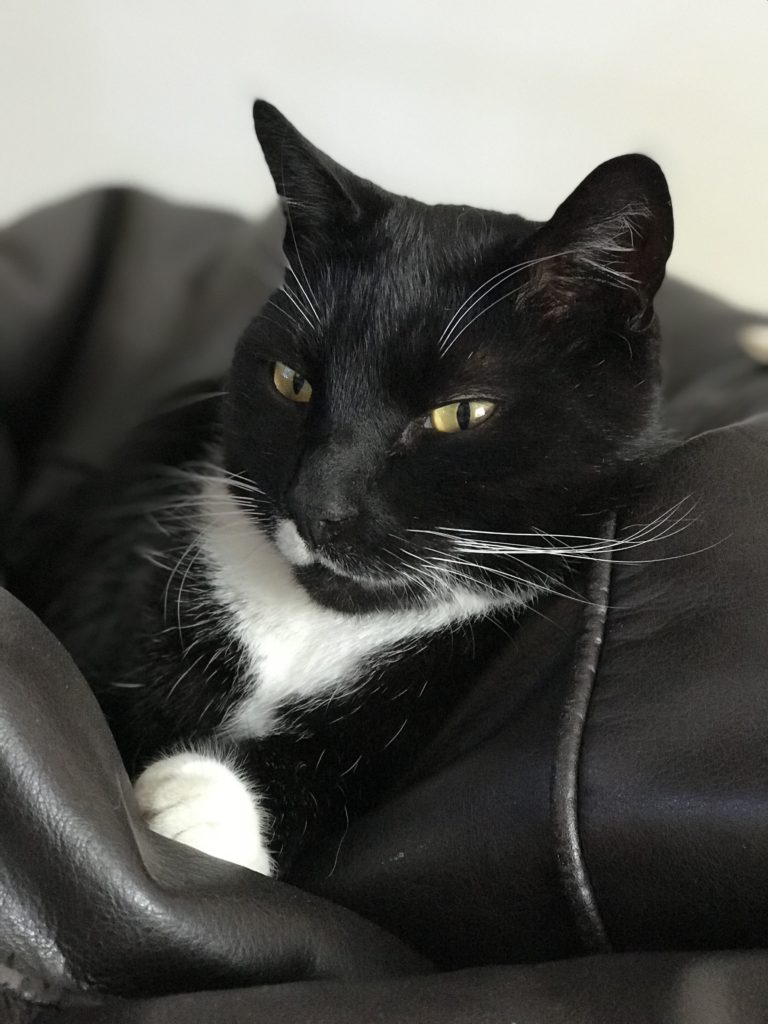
left=223, top=102, right=673, bottom=614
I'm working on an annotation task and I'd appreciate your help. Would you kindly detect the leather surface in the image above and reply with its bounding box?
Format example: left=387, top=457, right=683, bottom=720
left=583, top=415, right=768, bottom=951
left=3, top=189, right=768, bottom=1019
left=45, top=953, right=768, bottom=1024
left=0, top=588, right=429, bottom=997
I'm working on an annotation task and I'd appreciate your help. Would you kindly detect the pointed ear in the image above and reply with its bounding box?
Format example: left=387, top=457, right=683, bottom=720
left=519, top=155, right=673, bottom=324
left=252, top=101, right=384, bottom=257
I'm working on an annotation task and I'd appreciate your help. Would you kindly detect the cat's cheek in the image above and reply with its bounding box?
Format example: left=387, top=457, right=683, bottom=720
left=133, top=752, right=275, bottom=876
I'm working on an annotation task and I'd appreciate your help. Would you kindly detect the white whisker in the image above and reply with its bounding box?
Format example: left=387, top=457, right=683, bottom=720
left=281, top=283, right=316, bottom=332
left=439, top=250, right=577, bottom=356
left=265, top=297, right=301, bottom=331
left=283, top=195, right=321, bottom=323
left=407, top=496, right=696, bottom=560
left=285, top=260, right=321, bottom=326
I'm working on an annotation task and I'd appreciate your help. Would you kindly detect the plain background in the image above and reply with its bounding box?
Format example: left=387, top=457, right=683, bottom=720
left=1, top=0, right=766, bottom=313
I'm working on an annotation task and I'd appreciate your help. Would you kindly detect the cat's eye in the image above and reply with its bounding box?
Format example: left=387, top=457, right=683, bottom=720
left=273, top=361, right=312, bottom=403
left=428, top=400, right=496, bottom=433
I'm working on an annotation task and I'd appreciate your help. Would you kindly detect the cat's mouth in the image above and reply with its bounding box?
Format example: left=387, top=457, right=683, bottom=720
left=272, top=518, right=397, bottom=592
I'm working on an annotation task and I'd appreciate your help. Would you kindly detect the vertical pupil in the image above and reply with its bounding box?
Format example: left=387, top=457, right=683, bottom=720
left=292, top=373, right=305, bottom=395
left=456, top=400, right=470, bottom=430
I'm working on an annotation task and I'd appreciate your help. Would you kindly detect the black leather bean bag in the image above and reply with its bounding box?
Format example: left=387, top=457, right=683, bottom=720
left=2, top=190, right=768, bottom=1023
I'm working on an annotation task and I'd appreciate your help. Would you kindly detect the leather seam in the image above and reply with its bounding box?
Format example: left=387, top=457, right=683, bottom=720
left=551, top=512, right=615, bottom=953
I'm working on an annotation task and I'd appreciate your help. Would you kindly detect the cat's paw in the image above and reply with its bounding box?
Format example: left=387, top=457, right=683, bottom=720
left=133, top=752, right=274, bottom=875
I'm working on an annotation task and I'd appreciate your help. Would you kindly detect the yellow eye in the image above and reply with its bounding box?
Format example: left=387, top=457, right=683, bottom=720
left=273, top=361, right=312, bottom=403
left=429, top=400, right=496, bottom=433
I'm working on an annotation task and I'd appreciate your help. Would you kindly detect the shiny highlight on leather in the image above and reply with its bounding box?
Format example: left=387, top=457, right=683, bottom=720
left=551, top=512, right=615, bottom=954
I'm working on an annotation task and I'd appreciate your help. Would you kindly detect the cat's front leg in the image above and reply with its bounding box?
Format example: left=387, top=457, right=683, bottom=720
left=133, top=751, right=274, bottom=876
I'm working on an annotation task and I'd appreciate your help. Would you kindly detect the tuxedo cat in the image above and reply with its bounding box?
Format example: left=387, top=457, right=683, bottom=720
left=37, top=101, right=673, bottom=877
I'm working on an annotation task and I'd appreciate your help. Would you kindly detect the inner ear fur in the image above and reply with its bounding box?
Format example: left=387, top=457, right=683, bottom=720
left=517, top=154, right=673, bottom=324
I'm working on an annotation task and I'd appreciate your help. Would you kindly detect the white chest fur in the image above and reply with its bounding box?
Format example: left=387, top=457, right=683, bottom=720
left=197, top=477, right=514, bottom=740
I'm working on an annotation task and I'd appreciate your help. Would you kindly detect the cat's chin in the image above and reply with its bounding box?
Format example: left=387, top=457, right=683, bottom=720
left=293, top=563, right=417, bottom=615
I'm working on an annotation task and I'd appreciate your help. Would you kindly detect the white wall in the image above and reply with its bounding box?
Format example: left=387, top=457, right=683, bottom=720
left=2, top=0, right=766, bottom=312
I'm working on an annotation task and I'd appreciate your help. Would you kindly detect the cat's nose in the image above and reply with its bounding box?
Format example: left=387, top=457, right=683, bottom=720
left=295, top=503, right=359, bottom=548
left=314, top=507, right=359, bottom=546
left=286, top=439, right=367, bottom=549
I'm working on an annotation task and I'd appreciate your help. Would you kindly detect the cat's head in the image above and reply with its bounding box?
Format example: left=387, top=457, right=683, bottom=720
left=223, top=101, right=673, bottom=614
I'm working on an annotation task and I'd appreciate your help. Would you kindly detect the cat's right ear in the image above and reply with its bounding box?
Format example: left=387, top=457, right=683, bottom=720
left=253, top=101, right=384, bottom=255
left=516, top=154, right=673, bottom=327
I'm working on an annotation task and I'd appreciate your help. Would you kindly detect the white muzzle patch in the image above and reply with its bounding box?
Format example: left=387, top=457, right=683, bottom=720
left=274, top=518, right=314, bottom=566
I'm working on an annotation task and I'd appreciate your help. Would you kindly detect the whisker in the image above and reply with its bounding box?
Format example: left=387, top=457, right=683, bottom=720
left=441, top=283, right=527, bottom=354
left=285, top=260, right=321, bottom=326
left=162, top=537, right=200, bottom=628
left=283, top=195, right=321, bottom=322
left=258, top=312, right=299, bottom=340
left=439, top=250, right=578, bottom=356
left=280, top=283, right=316, bottom=332
left=265, top=297, right=301, bottom=331
left=406, top=496, right=696, bottom=559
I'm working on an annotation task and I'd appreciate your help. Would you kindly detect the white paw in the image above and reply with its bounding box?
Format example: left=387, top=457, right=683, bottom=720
left=133, top=752, right=274, bottom=875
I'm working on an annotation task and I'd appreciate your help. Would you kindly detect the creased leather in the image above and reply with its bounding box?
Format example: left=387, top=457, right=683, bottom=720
left=0, top=588, right=429, bottom=996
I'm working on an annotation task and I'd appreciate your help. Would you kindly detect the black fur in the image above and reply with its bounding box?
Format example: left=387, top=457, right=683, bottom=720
left=28, top=102, right=673, bottom=873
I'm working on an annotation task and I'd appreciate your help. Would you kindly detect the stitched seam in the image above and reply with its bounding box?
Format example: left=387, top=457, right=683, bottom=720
left=551, top=512, right=614, bottom=953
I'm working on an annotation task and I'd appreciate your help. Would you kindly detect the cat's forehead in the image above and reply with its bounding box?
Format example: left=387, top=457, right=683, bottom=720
left=300, top=201, right=535, bottom=369
left=374, top=200, right=530, bottom=304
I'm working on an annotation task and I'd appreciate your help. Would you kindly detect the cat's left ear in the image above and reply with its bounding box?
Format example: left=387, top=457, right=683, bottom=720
left=252, top=101, right=386, bottom=255
left=520, top=154, right=673, bottom=325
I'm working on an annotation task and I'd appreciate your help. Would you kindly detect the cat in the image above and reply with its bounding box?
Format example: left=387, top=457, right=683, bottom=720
left=29, top=101, right=673, bottom=877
